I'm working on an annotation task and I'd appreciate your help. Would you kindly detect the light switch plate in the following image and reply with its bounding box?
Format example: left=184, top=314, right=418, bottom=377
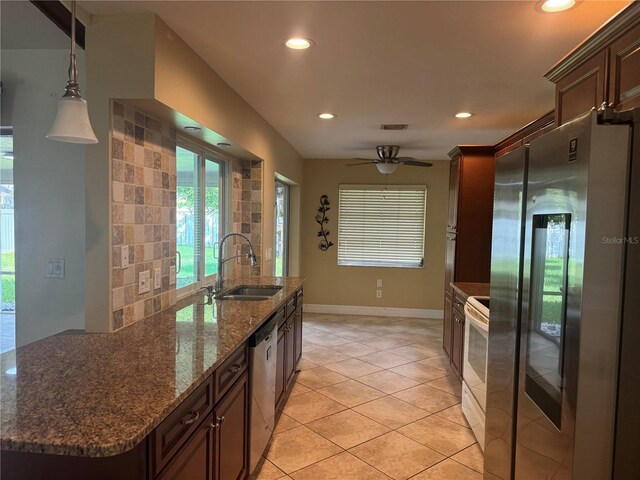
left=45, top=258, right=65, bottom=279
left=139, top=270, right=151, bottom=294
left=121, top=247, right=129, bottom=269
left=376, top=279, right=383, bottom=288
left=154, top=268, right=161, bottom=290
left=376, top=289, right=382, bottom=299
left=169, top=266, right=176, bottom=285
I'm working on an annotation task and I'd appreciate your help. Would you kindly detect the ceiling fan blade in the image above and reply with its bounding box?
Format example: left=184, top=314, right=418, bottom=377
left=400, top=160, right=433, bottom=167
left=395, top=156, right=416, bottom=161
left=348, top=161, right=378, bottom=166
left=353, top=157, right=376, bottom=161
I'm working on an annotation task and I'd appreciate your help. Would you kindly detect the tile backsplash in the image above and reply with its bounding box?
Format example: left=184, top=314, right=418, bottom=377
left=110, top=102, right=263, bottom=332
left=111, top=102, right=177, bottom=330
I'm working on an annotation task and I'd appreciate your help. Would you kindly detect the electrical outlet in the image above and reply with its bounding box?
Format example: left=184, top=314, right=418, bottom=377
left=376, top=289, right=382, bottom=299
left=139, top=270, right=151, bottom=294
left=121, top=247, right=129, bottom=269
left=154, top=268, right=161, bottom=290
left=265, top=248, right=273, bottom=261
left=45, top=258, right=65, bottom=279
left=376, top=279, right=383, bottom=288
left=169, top=266, right=176, bottom=285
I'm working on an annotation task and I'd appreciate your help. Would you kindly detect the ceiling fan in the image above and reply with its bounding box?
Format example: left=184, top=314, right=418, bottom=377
left=349, top=145, right=433, bottom=174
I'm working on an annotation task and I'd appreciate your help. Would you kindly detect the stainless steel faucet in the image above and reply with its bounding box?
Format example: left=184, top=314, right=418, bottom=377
left=215, top=232, right=258, bottom=292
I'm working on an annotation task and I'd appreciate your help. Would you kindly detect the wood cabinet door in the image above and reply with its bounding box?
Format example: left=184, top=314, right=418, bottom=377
left=294, top=305, right=303, bottom=367
left=157, top=416, right=213, bottom=480
left=444, top=233, right=456, bottom=288
left=275, top=326, right=285, bottom=407
left=447, top=159, right=460, bottom=231
left=443, top=293, right=453, bottom=359
left=609, top=23, right=640, bottom=111
left=556, top=50, right=608, bottom=126
left=451, top=309, right=465, bottom=380
left=214, top=373, right=249, bottom=480
left=285, top=317, right=296, bottom=386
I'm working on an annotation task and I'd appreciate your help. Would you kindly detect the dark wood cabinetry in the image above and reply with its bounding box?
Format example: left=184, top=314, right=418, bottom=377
left=443, top=146, right=494, bottom=379
left=276, top=290, right=303, bottom=409
left=157, top=416, right=213, bottom=480
left=546, top=3, right=640, bottom=126
left=214, top=372, right=249, bottom=480
left=450, top=299, right=466, bottom=379
left=275, top=325, right=286, bottom=406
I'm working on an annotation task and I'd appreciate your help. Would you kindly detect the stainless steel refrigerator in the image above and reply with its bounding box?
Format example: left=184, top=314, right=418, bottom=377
left=484, top=109, right=640, bottom=479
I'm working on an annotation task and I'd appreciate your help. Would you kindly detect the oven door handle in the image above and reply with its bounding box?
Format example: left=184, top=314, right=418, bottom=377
left=464, top=304, right=489, bottom=333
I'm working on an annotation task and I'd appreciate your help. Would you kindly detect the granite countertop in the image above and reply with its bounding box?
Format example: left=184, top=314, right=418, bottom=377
left=0, top=277, right=304, bottom=458
left=450, top=282, right=490, bottom=301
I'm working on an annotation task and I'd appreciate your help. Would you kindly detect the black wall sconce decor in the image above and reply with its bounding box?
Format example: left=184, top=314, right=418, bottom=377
left=315, top=195, right=334, bottom=251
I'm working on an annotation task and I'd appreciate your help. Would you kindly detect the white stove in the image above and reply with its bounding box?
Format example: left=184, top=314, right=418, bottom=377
left=462, top=296, right=489, bottom=450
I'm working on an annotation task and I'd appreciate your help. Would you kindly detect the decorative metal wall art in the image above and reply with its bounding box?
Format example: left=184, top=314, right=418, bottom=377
left=315, top=195, right=334, bottom=251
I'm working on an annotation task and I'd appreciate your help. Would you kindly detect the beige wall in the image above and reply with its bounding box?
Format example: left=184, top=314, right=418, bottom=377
left=301, top=159, right=448, bottom=311
left=85, top=14, right=304, bottom=332
left=153, top=17, right=304, bottom=277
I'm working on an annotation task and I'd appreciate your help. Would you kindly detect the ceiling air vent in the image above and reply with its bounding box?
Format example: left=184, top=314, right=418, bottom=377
left=380, top=124, right=408, bottom=131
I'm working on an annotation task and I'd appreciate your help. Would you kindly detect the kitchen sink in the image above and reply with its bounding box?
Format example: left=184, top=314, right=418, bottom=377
left=216, top=285, right=283, bottom=301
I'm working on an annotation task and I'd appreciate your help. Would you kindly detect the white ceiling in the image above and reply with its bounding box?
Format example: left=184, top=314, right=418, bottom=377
left=81, top=1, right=629, bottom=160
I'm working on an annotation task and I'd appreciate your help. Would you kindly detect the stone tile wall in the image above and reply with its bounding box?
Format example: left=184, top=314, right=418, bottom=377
left=110, top=102, right=177, bottom=331
left=109, top=102, right=262, bottom=332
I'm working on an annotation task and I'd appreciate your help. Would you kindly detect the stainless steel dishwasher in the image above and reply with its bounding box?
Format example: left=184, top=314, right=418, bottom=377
left=249, top=312, right=279, bottom=473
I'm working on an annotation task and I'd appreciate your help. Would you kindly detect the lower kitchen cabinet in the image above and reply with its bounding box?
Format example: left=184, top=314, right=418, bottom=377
left=214, top=372, right=249, bottom=480
left=275, top=325, right=286, bottom=405
left=284, top=315, right=295, bottom=385
left=276, top=289, right=304, bottom=409
left=451, top=307, right=465, bottom=379
left=443, top=293, right=452, bottom=359
left=157, top=418, right=213, bottom=480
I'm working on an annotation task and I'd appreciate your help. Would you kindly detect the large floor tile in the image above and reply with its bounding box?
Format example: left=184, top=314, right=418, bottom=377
left=282, top=391, right=347, bottom=424
left=410, top=459, right=482, bottom=480
left=266, top=426, right=343, bottom=474
left=287, top=382, right=312, bottom=398
left=389, top=362, right=449, bottom=383
left=290, top=451, right=391, bottom=480
left=434, top=404, right=469, bottom=428
left=297, top=358, right=319, bottom=371
left=451, top=443, right=484, bottom=473
left=360, top=337, right=412, bottom=350
left=353, top=396, right=430, bottom=429
left=419, top=355, right=452, bottom=372
left=397, top=415, right=477, bottom=456
left=427, top=374, right=462, bottom=397
left=393, top=384, right=461, bottom=413
left=306, top=409, right=390, bottom=449
left=251, top=458, right=287, bottom=480
left=316, top=379, right=385, bottom=407
left=296, top=366, right=349, bottom=389
left=324, top=357, right=383, bottom=378
left=273, top=413, right=302, bottom=435
left=328, top=341, right=380, bottom=357
left=349, top=431, right=444, bottom=480
left=305, top=334, right=352, bottom=347
left=386, top=344, right=443, bottom=362
left=357, top=370, right=420, bottom=394
left=334, top=330, right=379, bottom=342
left=302, top=347, right=351, bottom=366
left=358, top=351, right=414, bottom=369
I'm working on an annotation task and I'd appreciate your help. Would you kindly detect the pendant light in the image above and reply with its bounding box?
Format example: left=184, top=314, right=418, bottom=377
left=46, top=0, right=98, bottom=144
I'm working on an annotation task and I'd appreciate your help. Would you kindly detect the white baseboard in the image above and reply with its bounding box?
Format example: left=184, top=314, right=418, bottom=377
left=303, top=303, right=443, bottom=320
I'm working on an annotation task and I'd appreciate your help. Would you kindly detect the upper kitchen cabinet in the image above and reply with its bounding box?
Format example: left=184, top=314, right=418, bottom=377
left=447, top=146, right=496, bottom=285
left=546, top=3, right=640, bottom=126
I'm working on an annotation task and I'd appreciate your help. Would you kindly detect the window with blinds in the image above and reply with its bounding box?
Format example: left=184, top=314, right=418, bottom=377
left=337, top=185, right=426, bottom=268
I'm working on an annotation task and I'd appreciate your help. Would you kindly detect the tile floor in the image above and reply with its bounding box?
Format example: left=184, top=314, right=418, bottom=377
left=251, top=312, right=483, bottom=480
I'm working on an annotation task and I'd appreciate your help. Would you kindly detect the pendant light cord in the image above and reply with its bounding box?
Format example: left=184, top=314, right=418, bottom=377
left=65, top=0, right=80, bottom=98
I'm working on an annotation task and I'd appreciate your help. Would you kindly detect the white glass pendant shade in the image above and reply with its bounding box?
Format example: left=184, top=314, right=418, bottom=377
left=46, top=96, right=98, bottom=144
left=376, top=163, right=399, bottom=174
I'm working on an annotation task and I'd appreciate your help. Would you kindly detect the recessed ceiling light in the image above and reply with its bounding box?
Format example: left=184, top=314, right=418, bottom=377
left=455, top=112, right=474, bottom=119
left=184, top=126, right=202, bottom=132
left=217, top=142, right=231, bottom=147
left=318, top=113, right=336, bottom=120
left=285, top=38, right=314, bottom=50
left=539, top=0, right=576, bottom=13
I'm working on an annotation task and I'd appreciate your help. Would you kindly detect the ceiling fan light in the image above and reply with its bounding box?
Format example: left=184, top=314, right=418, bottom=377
left=46, top=96, right=98, bottom=144
left=376, top=163, right=399, bottom=175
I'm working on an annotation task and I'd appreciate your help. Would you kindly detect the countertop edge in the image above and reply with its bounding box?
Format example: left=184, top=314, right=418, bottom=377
left=1, top=277, right=305, bottom=458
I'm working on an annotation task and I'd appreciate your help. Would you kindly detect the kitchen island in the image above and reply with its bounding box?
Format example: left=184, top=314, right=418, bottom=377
left=0, top=276, right=304, bottom=480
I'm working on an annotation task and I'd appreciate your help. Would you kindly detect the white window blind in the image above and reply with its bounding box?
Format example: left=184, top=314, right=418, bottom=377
left=338, top=185, right=426, bottom=268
